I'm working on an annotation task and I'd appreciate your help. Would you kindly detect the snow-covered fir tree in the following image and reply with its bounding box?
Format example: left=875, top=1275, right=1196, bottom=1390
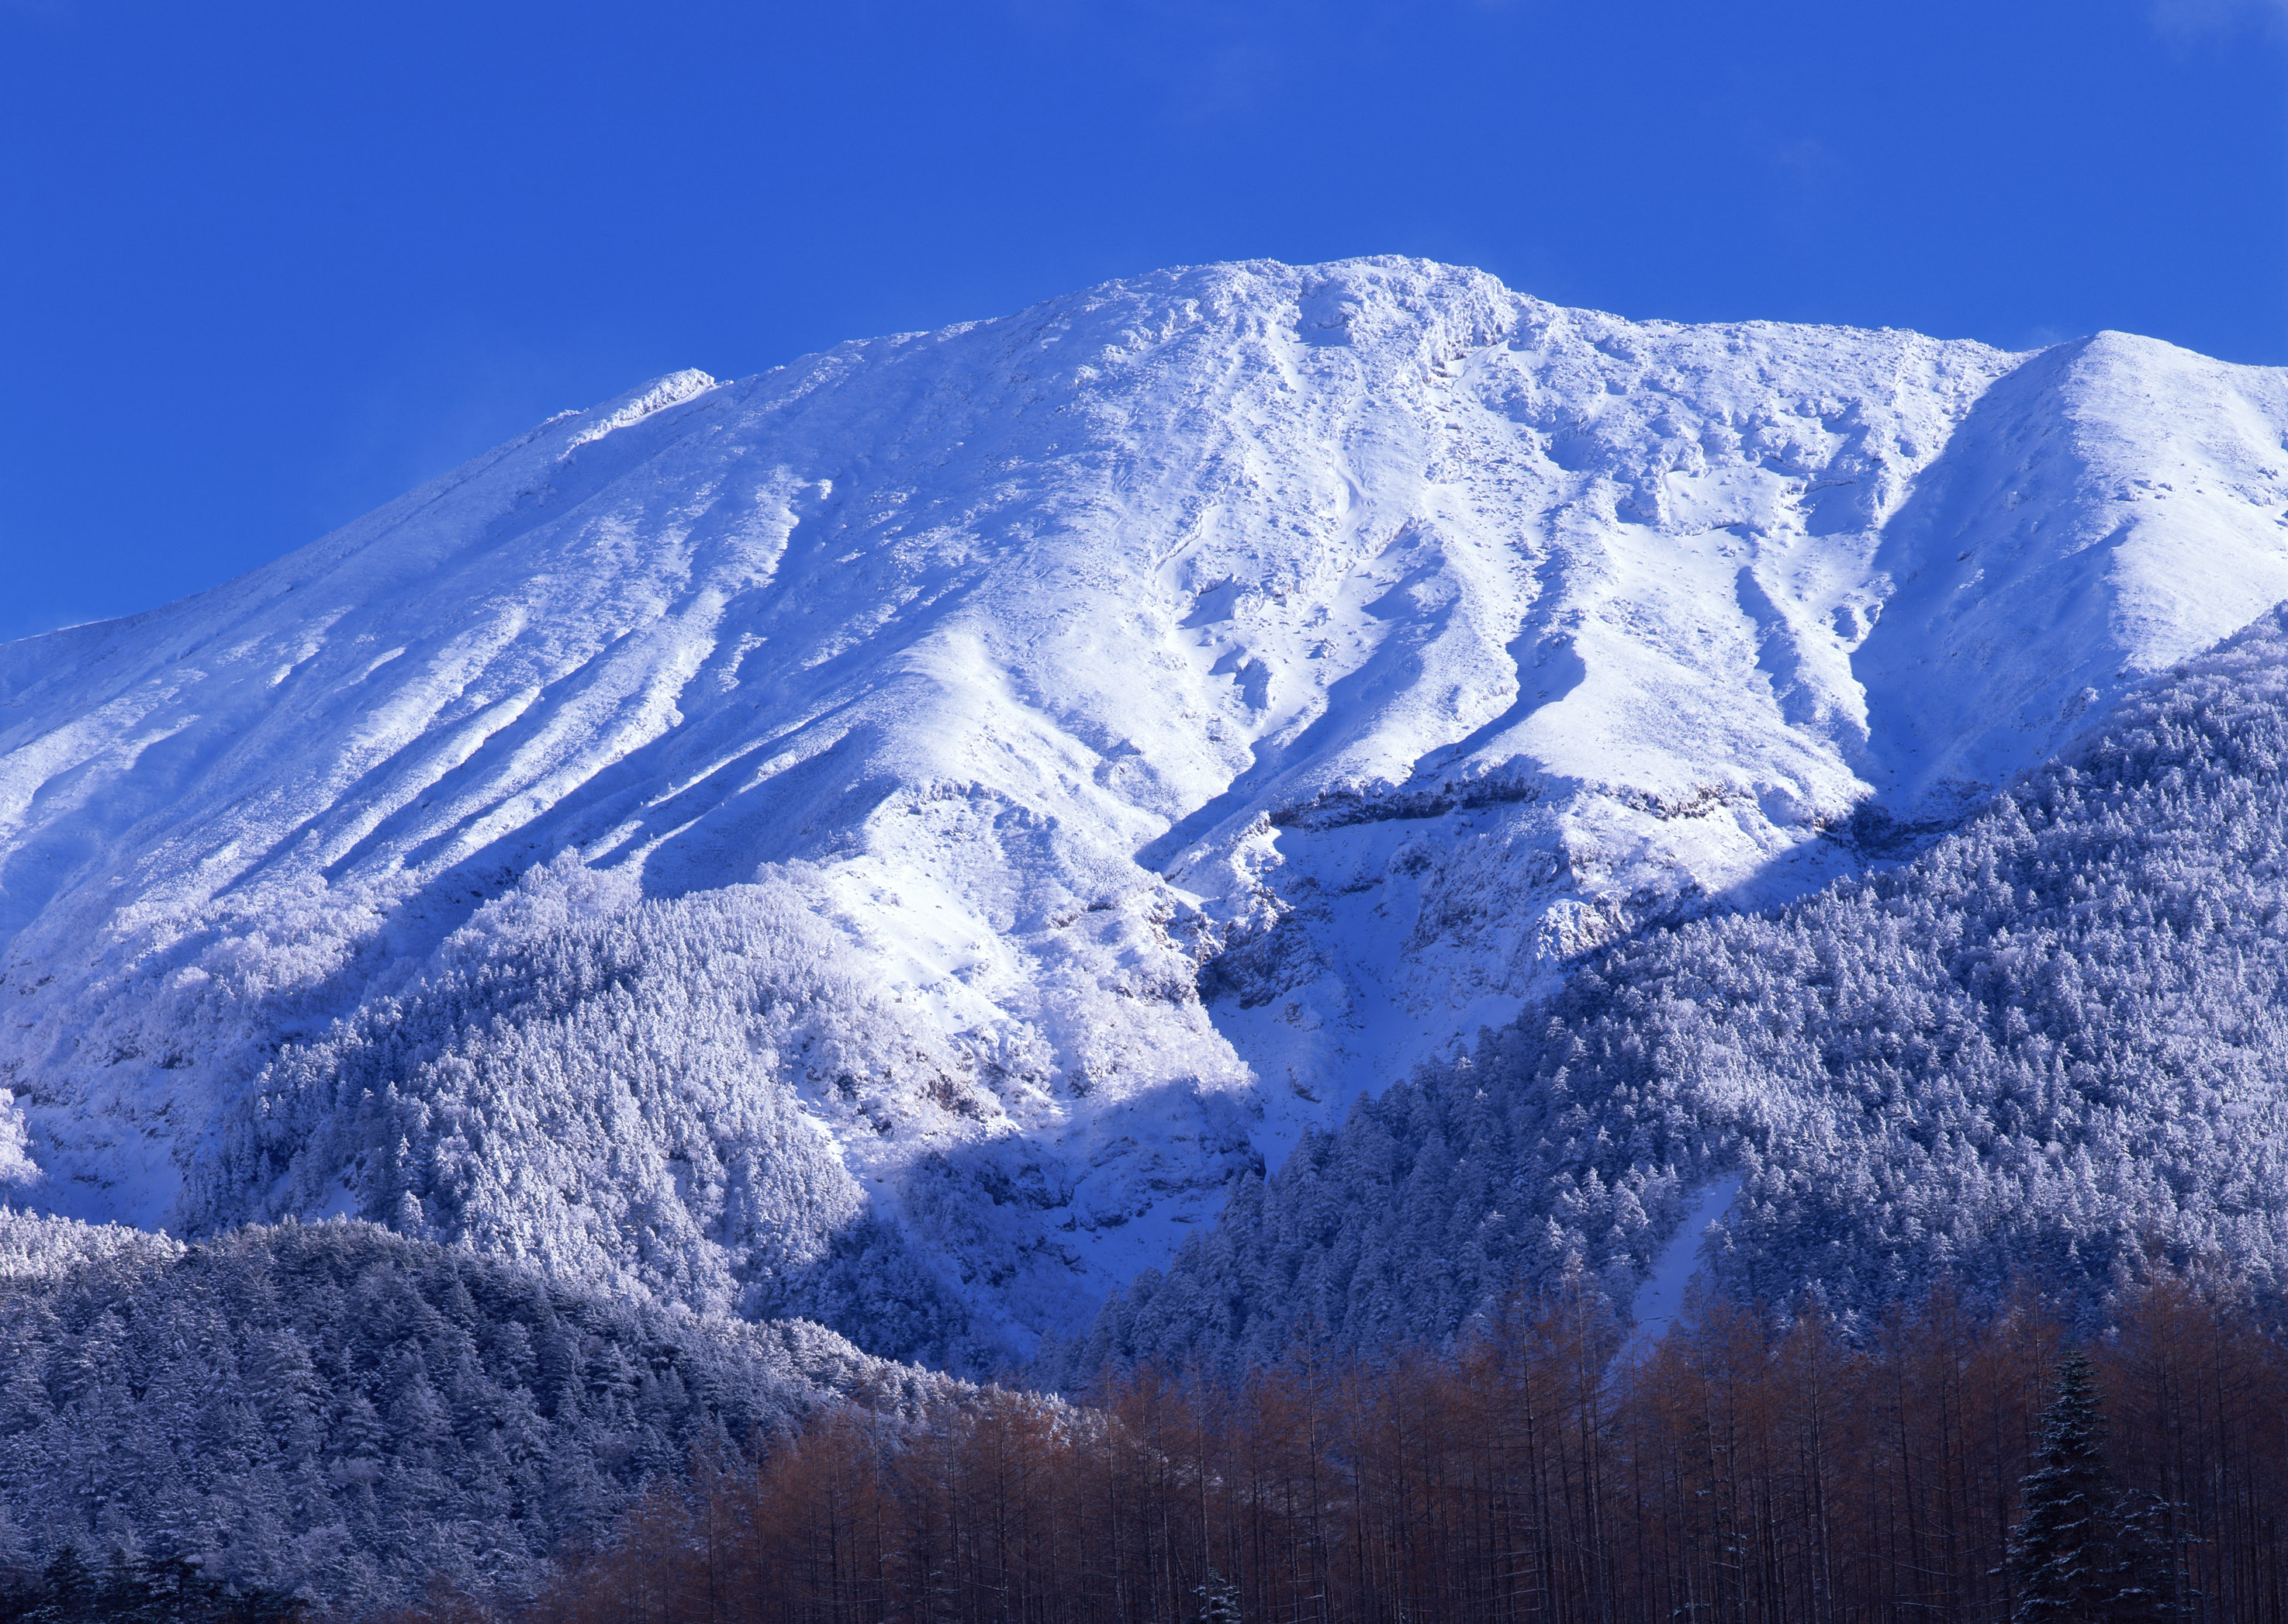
left=2011, top=1351, right=2114, bottom=1623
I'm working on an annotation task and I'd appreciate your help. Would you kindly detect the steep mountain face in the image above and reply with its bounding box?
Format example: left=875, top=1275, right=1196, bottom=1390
left=1075, top=608, right=2288, bottom=1374
left=0, top=1212, right=945, bottom=1608
left=2, top=257, right=2285, bottom=1362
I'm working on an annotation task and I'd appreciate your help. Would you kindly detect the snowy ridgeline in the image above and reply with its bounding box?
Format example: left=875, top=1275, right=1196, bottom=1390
left=1062, top=607, right=2288, bottom=1376
left=0, top=1211, right=946, bottom=1612
left=5, top=256, right=2288, bottom=1366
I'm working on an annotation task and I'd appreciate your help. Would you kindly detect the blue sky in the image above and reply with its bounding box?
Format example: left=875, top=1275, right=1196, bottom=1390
left=3, top=0, right=2282, bottom=643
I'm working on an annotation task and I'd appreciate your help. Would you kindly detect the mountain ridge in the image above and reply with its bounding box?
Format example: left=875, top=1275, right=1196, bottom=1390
left=3, top=256, right=2286, bottom=1361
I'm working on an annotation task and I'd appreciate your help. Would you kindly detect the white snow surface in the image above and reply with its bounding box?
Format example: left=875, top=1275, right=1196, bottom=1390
left=1626, top=1177, right=1744, bottom=1354
left=4, top=257, right=2286, bottom=1353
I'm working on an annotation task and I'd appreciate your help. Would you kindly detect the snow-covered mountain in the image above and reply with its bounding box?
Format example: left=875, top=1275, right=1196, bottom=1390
left=3, top=257, right=2285, bottom=1361
left=1071, top=606, right=2288, bottom=1375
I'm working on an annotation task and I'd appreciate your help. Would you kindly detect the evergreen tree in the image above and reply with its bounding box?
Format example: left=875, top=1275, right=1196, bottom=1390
left=1192, top=1567, right=1241, bottom=1624
left=129, top=1553, right=216, bottom=1624
left=2011, top=1350, right=2114, bottom=1624
left=27, top=1549, right=95, bottom=1624
left=0, top=1212, right=928, bottom=1613
left=2107, top=1491, right=2190, bottom=1624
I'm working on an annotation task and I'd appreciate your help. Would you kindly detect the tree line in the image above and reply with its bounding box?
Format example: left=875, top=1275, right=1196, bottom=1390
left=485, top=1270, right=2286, bottom=1624
left=0, top=1550, right=304, bottom=1624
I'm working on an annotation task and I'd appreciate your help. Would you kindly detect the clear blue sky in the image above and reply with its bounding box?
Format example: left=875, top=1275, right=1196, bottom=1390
left=3, top=0, right=2283, bottom=643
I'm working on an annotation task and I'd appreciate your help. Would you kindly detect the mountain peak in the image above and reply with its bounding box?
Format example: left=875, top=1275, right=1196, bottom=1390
left=3, top=258, right=2284, bottom=1360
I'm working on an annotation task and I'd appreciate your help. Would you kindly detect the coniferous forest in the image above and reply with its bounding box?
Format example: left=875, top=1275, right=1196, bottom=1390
left=9, top=1278, right=2286, bottom=1623
left=472, top=1272, right=2285, bottom=1624
left=0, top=1215, right=944, bottom=1615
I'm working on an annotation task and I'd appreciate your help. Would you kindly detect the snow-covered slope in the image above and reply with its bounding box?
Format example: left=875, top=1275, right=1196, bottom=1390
left=2, top=258, right=2284, bottom=1359
left=1073, top=606, right=2288, bottom=1373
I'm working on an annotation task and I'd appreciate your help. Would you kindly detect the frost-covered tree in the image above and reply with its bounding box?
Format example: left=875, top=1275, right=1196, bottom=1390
left=0, top=1211, right=947, bottom=1612
left=1192, top=1567, right=1243, bottom=1624
left=1071, top=605, right=2288, bottom=1375
left=2011, top=1351, right=2113, bottom=1624
left=179, top=861, right=1066, bottom=1370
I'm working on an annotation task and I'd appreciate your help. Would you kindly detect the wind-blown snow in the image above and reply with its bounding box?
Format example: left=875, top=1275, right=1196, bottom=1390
left=2, top=257, right=2284, bottom=1356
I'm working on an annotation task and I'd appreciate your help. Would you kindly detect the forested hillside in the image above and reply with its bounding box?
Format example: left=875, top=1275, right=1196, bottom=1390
left=530, top=1273, right=2288, bottom=1624
left=183, top=863, right=1015, bottom=1372
left=0, top=1214, right=944, bottom=1612
left=1076, top=605, right=2288, bottom=1373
